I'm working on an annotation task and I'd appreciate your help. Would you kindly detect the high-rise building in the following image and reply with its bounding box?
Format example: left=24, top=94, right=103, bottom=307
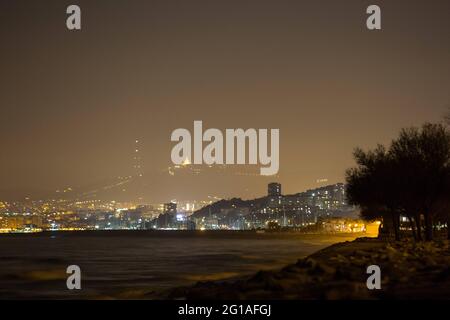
left=163, top=202, right=177, bottom=215
left=154, top=202, right=178, bottom=229
left=268, top=182, right=282, bottom=196
left=267, top=183, right=282, bottom=210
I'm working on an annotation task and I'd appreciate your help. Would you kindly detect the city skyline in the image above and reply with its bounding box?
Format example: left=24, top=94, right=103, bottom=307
left=0, top=181, right=353, bottom=233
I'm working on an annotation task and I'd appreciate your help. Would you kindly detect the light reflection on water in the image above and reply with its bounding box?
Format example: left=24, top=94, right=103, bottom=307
left=0, top=230, right=362, bottom=299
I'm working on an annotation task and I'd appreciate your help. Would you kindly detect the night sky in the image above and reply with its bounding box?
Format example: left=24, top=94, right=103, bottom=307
left=1, top=0, right=449, bottom=202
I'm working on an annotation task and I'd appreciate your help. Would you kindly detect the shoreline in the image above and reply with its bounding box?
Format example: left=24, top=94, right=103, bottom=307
left=0, top=229, right=371, bottom=239
left=163, top=237, right=450, bottom=300
left=3, top=231, right=448, bottom=300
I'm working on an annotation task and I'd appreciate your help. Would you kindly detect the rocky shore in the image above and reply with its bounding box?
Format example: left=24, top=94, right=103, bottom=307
left=166, top=237, right=450, bottom=299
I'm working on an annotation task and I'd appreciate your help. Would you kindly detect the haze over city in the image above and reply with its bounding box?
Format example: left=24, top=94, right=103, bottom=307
left=1, top=0, right=449, bottom=203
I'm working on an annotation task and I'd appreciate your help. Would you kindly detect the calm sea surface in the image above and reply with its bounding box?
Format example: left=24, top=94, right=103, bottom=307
left=0, top=231, right=363, bottom=299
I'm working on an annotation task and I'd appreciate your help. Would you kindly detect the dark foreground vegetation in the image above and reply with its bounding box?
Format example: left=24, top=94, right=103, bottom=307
left=346, top=122, right=450, bottom=241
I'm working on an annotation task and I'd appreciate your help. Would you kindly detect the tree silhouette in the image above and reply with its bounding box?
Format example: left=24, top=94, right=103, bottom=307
left=346, top=123, right=450, bottom=241
left=390, top=124, right=450, bottom=240
left=346, top=146, right=403, bottom=240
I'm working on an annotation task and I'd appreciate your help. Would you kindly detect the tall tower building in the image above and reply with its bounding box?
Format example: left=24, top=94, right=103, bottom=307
left=267, top=183, right=282, bottom=210
left=163, top=202, right=177, bottom=215
left=268, top=182, right=282, bottom=196
left=162, top=202, right=177, bottom=228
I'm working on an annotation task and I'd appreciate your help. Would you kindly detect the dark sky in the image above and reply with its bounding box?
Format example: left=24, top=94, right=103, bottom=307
left=1, top=0, right=449, bottom=202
